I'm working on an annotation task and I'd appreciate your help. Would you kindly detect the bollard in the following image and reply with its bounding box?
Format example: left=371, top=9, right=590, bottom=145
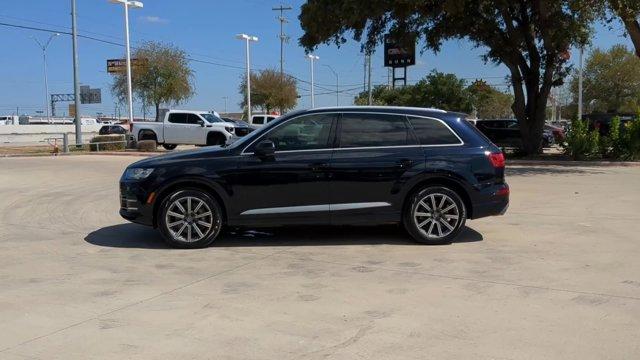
left=63, top=133, right=70, bottom=153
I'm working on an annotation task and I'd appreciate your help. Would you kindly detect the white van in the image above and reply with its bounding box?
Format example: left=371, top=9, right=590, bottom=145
left=249, top=114, right=279, bottom=127
left=0, top=115, right=19, bottom=125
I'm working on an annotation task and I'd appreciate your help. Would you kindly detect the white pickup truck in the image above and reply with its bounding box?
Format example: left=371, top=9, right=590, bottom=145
left=132, top=109, right=239, bottom=150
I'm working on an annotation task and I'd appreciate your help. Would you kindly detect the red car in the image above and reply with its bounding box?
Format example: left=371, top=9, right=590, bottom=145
left=545, top=124, right=565, bottom=143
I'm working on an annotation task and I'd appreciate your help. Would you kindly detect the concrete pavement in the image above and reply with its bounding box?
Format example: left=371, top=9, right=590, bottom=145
left=0, top=156, right=639, bottom=359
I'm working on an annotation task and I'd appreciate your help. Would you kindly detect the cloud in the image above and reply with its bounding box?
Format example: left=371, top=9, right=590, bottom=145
left=139, top=16, right=169, bottom=24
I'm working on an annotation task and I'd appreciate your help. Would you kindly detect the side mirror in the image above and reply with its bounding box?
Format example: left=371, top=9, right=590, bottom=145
left=254, top=140, right=276, bottom=158
left=199, top=120, right=205, bottom=127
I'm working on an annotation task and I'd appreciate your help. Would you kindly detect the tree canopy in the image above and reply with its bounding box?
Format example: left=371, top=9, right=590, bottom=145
left=111, top=41, right=194, bottom=120
left=468, top=80, right=514, bottom=119
left=299, top=0, right=596, bottom=154
left=239, top=68, right=298, bottom=114
left=570, top=44, right=640, bottom=113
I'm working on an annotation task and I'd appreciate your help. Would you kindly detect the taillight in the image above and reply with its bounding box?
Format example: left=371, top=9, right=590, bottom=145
left=487, top=152, right=505, bottom=168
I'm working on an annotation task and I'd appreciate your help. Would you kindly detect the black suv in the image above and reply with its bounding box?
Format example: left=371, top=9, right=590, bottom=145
left=120, top=107, right=509, bottom=248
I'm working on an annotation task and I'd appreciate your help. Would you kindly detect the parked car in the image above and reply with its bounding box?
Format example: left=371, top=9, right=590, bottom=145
left=545, top=124, right=565, bottom=143
left=221, top=117, right=254, bottom=137
left=131, top=110, right=239, bottom=150
left=249, top=113, right=279, bottom=127
left=98, top=124, right=128, bottom=135
left=120, top=106, right=509, bottom=248
left=583, top=113, right=635, bottom=136
left=476, top=119, right=553, bottom=148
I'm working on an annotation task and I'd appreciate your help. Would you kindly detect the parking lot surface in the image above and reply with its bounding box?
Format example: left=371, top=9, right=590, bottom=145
left=1, top=155, right=639, bottom=359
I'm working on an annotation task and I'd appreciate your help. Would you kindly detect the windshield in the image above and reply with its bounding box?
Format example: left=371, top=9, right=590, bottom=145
left=201, top=113, right=223, bottom=123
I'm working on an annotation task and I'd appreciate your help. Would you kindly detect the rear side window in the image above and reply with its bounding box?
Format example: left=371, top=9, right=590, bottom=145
left=253, top=116, right=265, bottom=125
left=339, top=113, right=414, bottom=148
left=408, top=117, right=462, bottom=145
left=168, top=113, right=188, bottom=124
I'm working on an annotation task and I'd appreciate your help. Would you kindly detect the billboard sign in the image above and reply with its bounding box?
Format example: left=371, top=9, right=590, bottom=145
left=80, top=86, right=102, bottom=104
left=384, top=35, right=416, bottom=68
left=107, top=58, right=146, bottom=74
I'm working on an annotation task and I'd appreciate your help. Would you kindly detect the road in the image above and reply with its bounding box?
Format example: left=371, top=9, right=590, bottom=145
left=1, top=155, right=639, bottom=359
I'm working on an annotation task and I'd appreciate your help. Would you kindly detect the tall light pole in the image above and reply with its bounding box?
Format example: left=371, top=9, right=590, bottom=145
left=222, top=96, right=228, bottom=114
left=323, top=64, right=338, bottom=106
left=32, top=33, right=59, bottom=123
left=109, top=0, right=143, bottom=126
left=578, top=46, right=584, bottom=121
left=71, top=0, right=82, bottom=144
left=306, top=54, right=319, bottom=108
left=236, top=34, right=258, bottom=121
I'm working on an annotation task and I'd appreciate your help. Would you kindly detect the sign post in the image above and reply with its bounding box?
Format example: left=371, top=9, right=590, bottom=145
left=383, top=35, right=416, bottom=88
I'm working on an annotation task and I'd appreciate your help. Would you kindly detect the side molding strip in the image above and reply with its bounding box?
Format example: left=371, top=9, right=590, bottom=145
left=240, top=202, right=391, bottom=215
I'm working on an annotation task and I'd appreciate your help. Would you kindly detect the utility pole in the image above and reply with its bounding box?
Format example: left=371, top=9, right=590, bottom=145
left=71, top=0, right=82, bottom=144
left=307, top=54, right=319, bottom=108
left=578, top=46, right=584, bottom=121
left=272, top=4, right=292, bottom=79
left=323, top=64, right=338, bottom=106
left=367, top=54, right=372, bottom=105
left=222, top=96, right=228, bottom=114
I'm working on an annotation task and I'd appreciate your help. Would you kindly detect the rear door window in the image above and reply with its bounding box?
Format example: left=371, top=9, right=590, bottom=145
left=407, top=117, right=462, bottom=145
left=168, top=113, right=188, bottom=124
left=339, top=113, right=415, bottom=148
left=253, top=116, right=265, bottom=125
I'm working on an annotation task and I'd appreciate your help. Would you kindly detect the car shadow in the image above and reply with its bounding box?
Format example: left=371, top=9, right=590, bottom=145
left=85, top=223, right=483, bottom=249
left=507, top=166, right=606, bottom=177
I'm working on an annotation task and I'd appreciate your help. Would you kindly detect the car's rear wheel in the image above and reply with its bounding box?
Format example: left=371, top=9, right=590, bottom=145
left=162, top=144, right=177, bottom=150
left=158, top=189, right=223, bottom=248
left=403, top=186, right=466, bottom=245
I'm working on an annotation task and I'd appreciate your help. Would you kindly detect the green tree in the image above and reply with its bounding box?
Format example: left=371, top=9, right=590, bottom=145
left=606, top=1, right=640, bottom=57
left=570, top=45, right=640, bottom=113
left=467, top=80, right=514, bottom=119
left=111, top=41, right=194, bottom=120
left=299, top=0, right=595, bottom=154
left=239, top=68, right=298, bottom=114
left=354, top=71, right=473, bottom=112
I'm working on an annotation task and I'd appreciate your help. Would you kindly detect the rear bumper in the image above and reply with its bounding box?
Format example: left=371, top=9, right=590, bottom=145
left=471, top=183, right=509, bottom=219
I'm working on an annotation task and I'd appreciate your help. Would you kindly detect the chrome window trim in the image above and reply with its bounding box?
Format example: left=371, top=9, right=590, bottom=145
left=239, top=202, right=391, bottom=215
left=240, top=111, right=465, bottom=155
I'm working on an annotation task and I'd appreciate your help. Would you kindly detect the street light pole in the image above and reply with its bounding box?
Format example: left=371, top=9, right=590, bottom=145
left=307, top=54, right=319, bottom=108
left=323, top=64, right=338, bottom=106
left=578, top=46, right=584, bottom=121
left=236, top=34, right=258, bottom=121
left=222, top=96, right=228, bottom=114
left=71, top=0, right=82, bottom=144
left=109, top=0, right=143, bottom=126
left=32, top=33, right=59, bottom=123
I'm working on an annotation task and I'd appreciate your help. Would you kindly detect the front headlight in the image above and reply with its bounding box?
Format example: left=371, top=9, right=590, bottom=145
left=225, top=127, right=235, bottom=134
left=124, top=168, right=154, bottom=180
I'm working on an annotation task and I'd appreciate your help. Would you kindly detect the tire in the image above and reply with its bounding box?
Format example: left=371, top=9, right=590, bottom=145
left=403, top=186, right=467, bottom=245
left=207, top=132, right=226, bottom=146
left=158, top=189, right=223, bottom=249
left=162, top=144, right=177, bottom=150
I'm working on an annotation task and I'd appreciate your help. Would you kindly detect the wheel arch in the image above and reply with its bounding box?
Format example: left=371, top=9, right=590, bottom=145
left=152, top=177, right=228, bottom=227
left=402, top=175, right=473, bottom=220
left=207, top=131, right=227, bottom=145
left=138, top=129, right=158, bottom=142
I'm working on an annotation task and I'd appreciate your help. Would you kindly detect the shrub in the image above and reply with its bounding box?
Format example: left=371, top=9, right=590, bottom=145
left=621, top=118, right=640, bottom=160
left=563, top=118, right=600, bottom=160
left=89, top=135, right=126, bottom=151
left=136, top=140, right=158, bottom=152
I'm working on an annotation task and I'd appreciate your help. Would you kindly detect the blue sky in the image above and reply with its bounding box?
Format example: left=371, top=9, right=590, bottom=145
left=0, top=0, right=634, bottom=117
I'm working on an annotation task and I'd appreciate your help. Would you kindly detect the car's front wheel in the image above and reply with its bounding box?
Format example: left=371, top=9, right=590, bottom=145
left=158, top=189, right=223, bottom=248
left=404, top=186, right=466, bottom=245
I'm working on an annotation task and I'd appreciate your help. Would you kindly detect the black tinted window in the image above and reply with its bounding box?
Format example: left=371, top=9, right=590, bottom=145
left=168, top=113, right=188, bottom=124
left=339, top=113, right=413, bottom=148
left=259, top=114, right=334, bottom=151
left=408, top=117, right=461, bottom=145
left=253, top=116, right=265, bottom=125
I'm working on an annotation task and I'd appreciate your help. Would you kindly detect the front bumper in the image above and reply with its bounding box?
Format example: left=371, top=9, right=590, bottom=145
left=119, top=181, right=155, bottom=226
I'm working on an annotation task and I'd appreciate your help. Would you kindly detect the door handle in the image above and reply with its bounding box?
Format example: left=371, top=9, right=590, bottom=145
left=396, top=159, right=413, bottom=169
left=309, top=162, right=329, bottom=172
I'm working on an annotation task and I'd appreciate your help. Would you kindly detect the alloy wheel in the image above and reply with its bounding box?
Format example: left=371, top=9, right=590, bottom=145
left=165, top=196, right=217, bottom=243
left=413, top=193, right=460, bottom=239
